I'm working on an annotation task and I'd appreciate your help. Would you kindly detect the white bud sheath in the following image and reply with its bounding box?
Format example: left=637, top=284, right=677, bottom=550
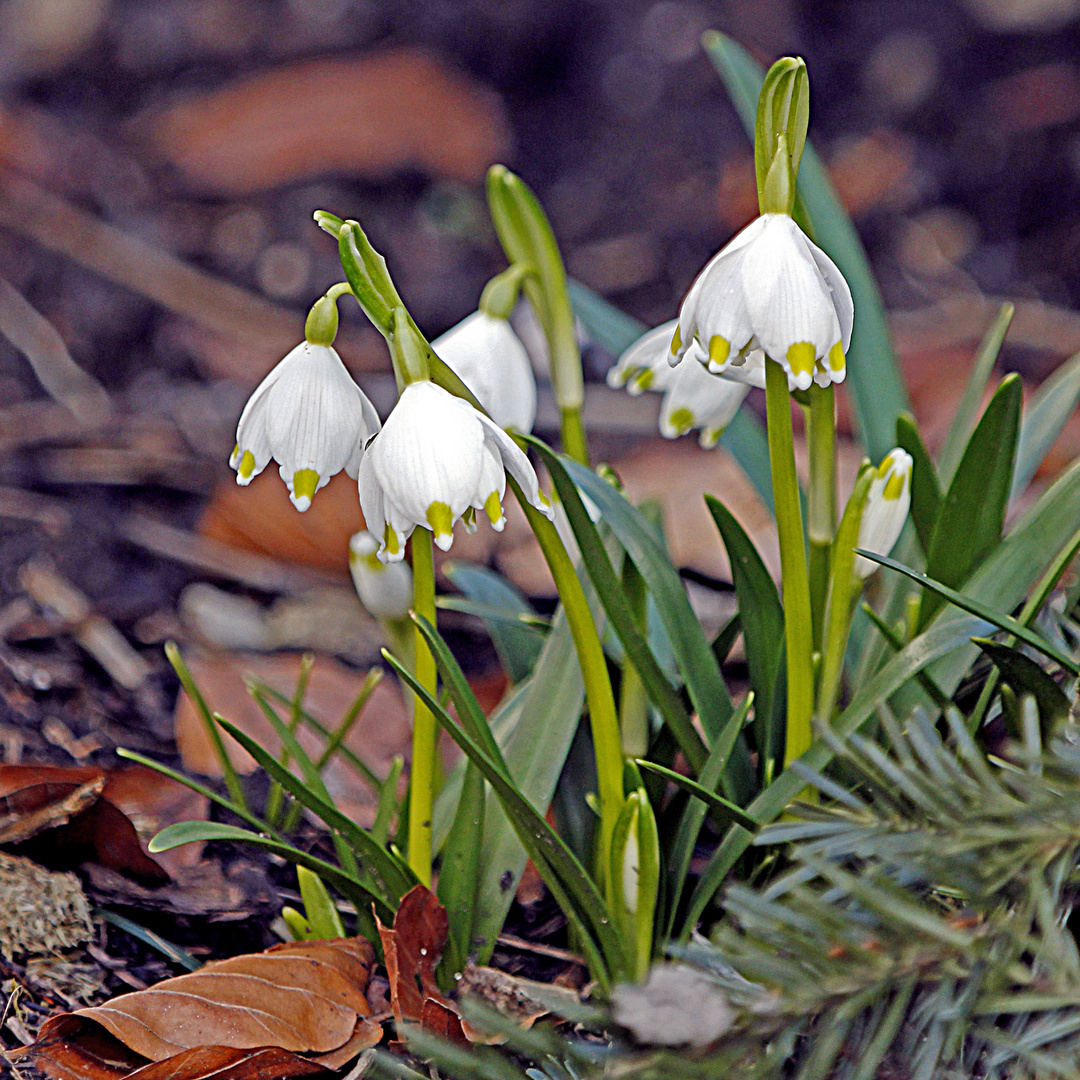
left=230, top=341, right=381, bottom=512
left=433, top=311, right=537, bottom=434
left=607, top=320, right=751, bottom=448
left=358, top=381, right=554, bottom=562
left=349, top=530, right=413, bottom=620
left=854, top=449, right=913, bottom=579
left=672, top=213, right=854, bottom=393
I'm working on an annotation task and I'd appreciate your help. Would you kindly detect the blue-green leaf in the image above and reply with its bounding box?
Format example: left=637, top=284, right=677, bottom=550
left=973, top=638, right=1071, bottom=733
left=895, top=413, right=942, bottom=558
left=1012, top=349, right=1080, bottom=499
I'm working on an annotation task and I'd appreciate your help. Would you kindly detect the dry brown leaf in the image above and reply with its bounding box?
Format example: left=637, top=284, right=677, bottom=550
left=16, top=938, right=381, bottom=1079
left=0, top=764, right=168, bottom=884
left=172, top=651, right=411, bottom=830
left=376, top=884, right=450, bottom=1027
left=142, top=49, right=510, bottom=194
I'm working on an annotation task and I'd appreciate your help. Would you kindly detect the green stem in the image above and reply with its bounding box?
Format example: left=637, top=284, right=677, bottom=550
left=764, top=358, right=816, bottom=766
left=618, top=554, right=649, bottom=758
left=807, top=383, right=836, bottom=652
left=265, top=653, right=314, bottom=827
left=560, top=406, right=589, bottom=467
left=508, top=476, right=624, bottom=895
left=407, top=528, right=439, bottom=886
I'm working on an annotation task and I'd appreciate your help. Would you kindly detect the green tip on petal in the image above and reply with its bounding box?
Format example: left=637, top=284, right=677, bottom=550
left=483, top=490, right=505, bottom=527
left=237, top=449, right=256, bottom=479
left=708, top=335, right=730, bottom=366
left=426, top=501, right=454, bottom=549
left=670, top=324, right=682, bottom=355
left=630, top=368, right=654, bottom=392
left=828, top=341, right=845, bottom=373
left=383, top=524, right=400, bottom=557
left=291, top=469, right=319, bottom=511
left=786, top=341, right=816, bottom=382
left=883, top=470, right=907, bottom=501
left=668, top=407, right=694, bottom=436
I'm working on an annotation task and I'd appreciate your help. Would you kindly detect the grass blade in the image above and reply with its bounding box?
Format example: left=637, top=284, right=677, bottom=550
left=636, top=759, right=758, bottom=831
left=1012, top=349, right=1080, bottom=499
left=896, top=413, right=942, bottom=557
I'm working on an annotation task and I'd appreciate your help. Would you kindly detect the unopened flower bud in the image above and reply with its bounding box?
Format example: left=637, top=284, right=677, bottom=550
left=854, top=449, right=912, bottom=579
left=349, top=531, right=413, bottom=620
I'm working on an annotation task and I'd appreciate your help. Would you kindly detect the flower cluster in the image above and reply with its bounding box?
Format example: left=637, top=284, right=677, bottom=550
left=231, top=301, right=550, bottom=560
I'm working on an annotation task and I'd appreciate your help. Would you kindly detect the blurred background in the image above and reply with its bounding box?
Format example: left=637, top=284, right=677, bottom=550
left=2, top=0, right=1080, bottom=830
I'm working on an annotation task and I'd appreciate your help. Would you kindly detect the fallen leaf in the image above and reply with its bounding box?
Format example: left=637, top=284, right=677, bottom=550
left=0, top=765, right=167, bottom=884
left=141, top=50, right=511, bottom=194
left=15, top=938, right=382, bottom=1079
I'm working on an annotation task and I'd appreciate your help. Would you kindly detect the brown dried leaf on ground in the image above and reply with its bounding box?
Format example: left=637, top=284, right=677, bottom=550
left=141, top=49, right=511, bottom=194
left=0, top=764, right=167, bottom=884
left=375, top=885, right=467, bottom=1047
left=13, top=938, right=382, bottom=1080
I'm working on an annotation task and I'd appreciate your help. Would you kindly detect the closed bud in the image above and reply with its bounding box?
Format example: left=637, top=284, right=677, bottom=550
left=854, top=449, right=913, bottom=579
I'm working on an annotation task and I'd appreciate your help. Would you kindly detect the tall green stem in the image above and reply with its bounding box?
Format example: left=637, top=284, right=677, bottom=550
left=561, top=407, right=589, bottom=467
left=765, top=358, right=816, bottom=766
left=407, top=528, right=438, bottom=886
left=807, top=383, right=836, bottom=651
left=508, top=476, right=624, bottom=894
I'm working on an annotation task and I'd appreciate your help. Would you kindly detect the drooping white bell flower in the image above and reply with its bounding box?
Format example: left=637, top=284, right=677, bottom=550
left=672, top=213, right=854, bottom=392
left=432, top=311, right=537, bottom=433
left=349, top=530, right=413, bottom=620
left=358, top=380, right=554, bottom=562
left=230, top=341, right=382, bottom=512
left=854, top=448, right=912, bottom=579
left=607, top=320, right=751, bottom=448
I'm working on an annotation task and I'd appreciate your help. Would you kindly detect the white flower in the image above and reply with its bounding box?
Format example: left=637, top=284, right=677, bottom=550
left=433, top=311, right=537, bottom=433
left=607, top=321, right=751, bottom=448
left=349, top=531, right=413, bottom=620
left=854, top=449, right=912, bottom=579
left=230, top=342, right=382, bottom=512
left=358, top=380, right=554, bottom=561
left=672, top=213, right=854, bottom=392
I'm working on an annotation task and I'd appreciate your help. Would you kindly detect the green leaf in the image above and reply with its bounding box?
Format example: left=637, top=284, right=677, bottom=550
left=1012, top=348, right=1080, bottom=499
left=973, top=638, right=1071, bottom=733
left=860, top=604, right=951, bottom=710
left=636, top=760, right=758, bottom=831
left=210, top=713, right=415, bottom=903
left=384, top=638, right=629, bottom=986
left=150, top=820, right=392, bottom=921
left=442, top=562, right=544, bottom=683
left=896, top=413, right=942, bottom=557
left=680, top=612, right=990, bottom=936
left=862, top=551, right=1080, bottom=676
left=437, top=755, right=484, bottom=982
left=937, top=302, right=1014, bottom=486
left=706, top=496, right=784, bottom=776
left=530, top=439, right=707, bottom=772
left=97, top=910, right=201, bottom=971
left=702, top=30, right=910, bottom=464
left=296, top=866, right=345, bottom=939
left=559, top=462, right=727, bottom=728
left=920, top=374, right=1023, bottom=630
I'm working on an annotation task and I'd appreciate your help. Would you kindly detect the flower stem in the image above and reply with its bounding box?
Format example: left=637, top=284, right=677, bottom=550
left=807, top=383, right=836, bottom=651
left=764, top=358, right=816, bottom=766
left=406, top=527, right=439, bottom=887
left=560, top=407, right=589, bottom=466
left=508, top=476, right=624, bottom=895
left=618, top=554, right=649, bottom=758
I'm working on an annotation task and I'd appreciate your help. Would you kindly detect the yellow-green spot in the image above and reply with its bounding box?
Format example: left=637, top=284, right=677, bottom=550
left=630, top=368, right=654, bottom=392
left=669, top=407, right=694, bottom=435
left=426, top=501, right=453, bottom=543
left=293, top=469, right=319, bottom=503
left=883, top=470, right=906, bottom=501
left=538, top=491, right=551, bottom=510
left=708, top=335, right=730, bottom=365
left=462, top=507, right=476, bottom=530
left=828, top=341, right=845, bottom=372
left=786, top=341, right=816, bottom=380
left=670, top=324, right=682, bottom=355
left=383, top=524, right=400, bottom=557
left=237, top=450, right=256, bottom=479
left=484, top=490, right=503, bottom=524
left=363, top=551, right=384, bottom=572
left=877, top=451, right=901, bottom=479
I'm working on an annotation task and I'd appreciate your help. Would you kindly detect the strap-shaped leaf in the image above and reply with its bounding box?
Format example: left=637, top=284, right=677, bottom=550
left=637, top=760, right=757, bottom=831
left=896, top=413, right=942, bottom=558
left=859, top=552, right=1080, bottom=676
left=150, top=820, right=393, bottom=921
left=442, top=563, right=544, bottom=683
left=706, top=496, right=784, bottom=775
left=702, top=31, right=910, bottom=464
left=1012, top=348, right=1080, bottom=499
left=384, top=635, right=629, bottom=986
left=920, top=374, right=1022, bottom=630
left=528, top=437, right=706, bottom=772
left=211, top=714, right=416, bottom=903
left=973, top=638, right=1071, bottom=733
